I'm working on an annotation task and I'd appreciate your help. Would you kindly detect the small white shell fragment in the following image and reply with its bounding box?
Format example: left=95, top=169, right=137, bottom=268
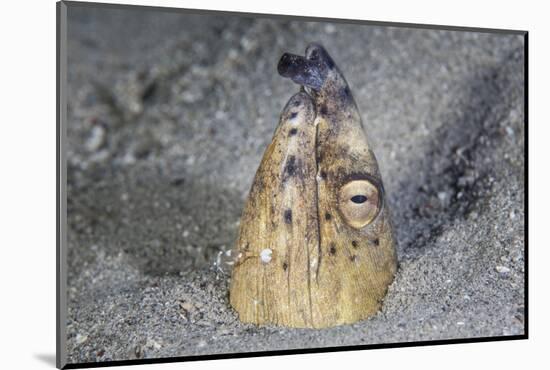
left=75, top=334, right=88, bottom=344
left=215, top=250, right=222, bottom=267
left=496, top=265, right=511, bottom=274
left=85, top=125, right=105, bottom=152
left=260, top=248, right=272, bottom=263
left=324, top=24, right=336, bottom=34
left=146, top=338, right=162, bottom=350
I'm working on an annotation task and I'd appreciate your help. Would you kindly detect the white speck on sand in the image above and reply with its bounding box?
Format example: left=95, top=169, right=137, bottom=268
left=75, top=334, right=88, bottom=345
left=496, top=265, right=511, bottom=274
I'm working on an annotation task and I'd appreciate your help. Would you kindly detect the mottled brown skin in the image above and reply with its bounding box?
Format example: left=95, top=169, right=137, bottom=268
left=229, top=44, right=397, bottom=328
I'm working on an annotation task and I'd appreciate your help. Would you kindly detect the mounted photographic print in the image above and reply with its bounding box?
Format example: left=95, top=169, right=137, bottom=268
left=56, top=1, right=527, bottom=368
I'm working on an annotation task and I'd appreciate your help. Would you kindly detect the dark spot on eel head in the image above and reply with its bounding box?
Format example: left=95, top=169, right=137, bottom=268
left=319, top=104, right=328, bottom=116
left=284, top=209, right=292, bottom=224
left=351, top=240, right=358, bottom=248
left=289, top=128, right=298, bottom=136
left=320, top=171, right=327, bottom=180
left=283, top=155, right=297, bottom=179
left=373, top=238, right=380, bottom=247
left=282, top=261, right=288, bottom=271
left=289, top=112, right=298, bottom=119
left=329, top=243, right=336, bottom=255
left=251, top=176, right=264, bottom=193
left=340, top=86, right=351, bottom=102
left=325, top=213, right=332, bottom=221
left=325, top=56, right=335, bottom=70
left=350, top=255, right=357, bottom=262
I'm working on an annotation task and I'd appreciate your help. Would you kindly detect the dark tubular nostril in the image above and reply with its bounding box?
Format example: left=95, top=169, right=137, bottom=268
left=277, top=53, right=296, bottom=77
left=305, top=43, right=335, bottom=69
left=278, top=53, right=312, bottom=79
left=351, top=195, right=368, bottom=204
left=305, top=43, right=322, bottom=59
left=277, top=52, right=326, bottom=90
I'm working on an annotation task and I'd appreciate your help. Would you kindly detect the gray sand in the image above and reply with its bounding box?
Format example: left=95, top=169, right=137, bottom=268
left=65, top=5, right=525, bottom=364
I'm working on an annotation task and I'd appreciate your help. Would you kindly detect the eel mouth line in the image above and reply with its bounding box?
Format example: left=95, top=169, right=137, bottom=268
left=278, top=49, right=328, bottom=323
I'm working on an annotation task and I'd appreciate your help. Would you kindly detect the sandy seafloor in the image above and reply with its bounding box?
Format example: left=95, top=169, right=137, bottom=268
left=64, top=4, right=525, bottom=364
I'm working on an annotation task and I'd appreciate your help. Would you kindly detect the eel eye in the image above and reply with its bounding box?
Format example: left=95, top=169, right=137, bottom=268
left=338, top=179, right=381, bottom=228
